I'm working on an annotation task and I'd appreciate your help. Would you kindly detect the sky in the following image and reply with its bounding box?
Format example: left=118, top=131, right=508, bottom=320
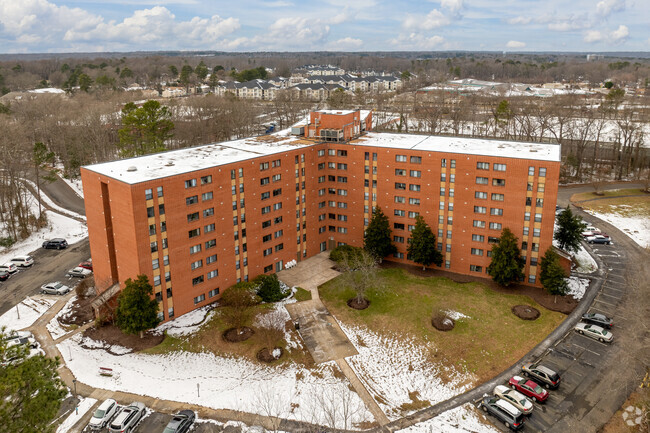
left=0, top=0, right=648, bottom=54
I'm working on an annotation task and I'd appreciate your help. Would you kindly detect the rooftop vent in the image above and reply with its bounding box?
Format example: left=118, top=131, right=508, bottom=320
left=126, top=166, right=137, bottom=172
left=165, top=161, right=175, bottom=166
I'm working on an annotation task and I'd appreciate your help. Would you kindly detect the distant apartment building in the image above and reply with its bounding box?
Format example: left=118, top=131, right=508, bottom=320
left=81, top=110, right=560, bottom=322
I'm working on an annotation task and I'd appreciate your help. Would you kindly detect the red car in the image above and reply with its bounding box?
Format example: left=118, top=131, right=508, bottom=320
left=508, top=376, right=548, bottom=403
left=78, top=261, right=93, bottom=271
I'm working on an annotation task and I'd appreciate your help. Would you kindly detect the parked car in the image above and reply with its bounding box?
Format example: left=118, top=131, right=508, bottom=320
left=41, top=281, right=71, bottom=295
left=586, top=235, right=612, bottom=245
left=0, top=270, right=9, bottom=281
left=2, top=330, right=33, bottom=341
left=575, top=323, right=613, bottom=343
left=67, top=267, right=92, bottom=278
left=479, top=396, right=526, bottom=430
left=108, top=402, right=145, bottom=433
left=494, top=384, right=533, bottom=415
left=42, top=238, right=68, bottom=249
left=162, top=410, right=196, bottom=433
left=10, top=255, right=34, bottom=268
left=581, top=312, right=613, bottom=329
left=6, top=336, right=39, bottom=349
left=521, top=363, right=561, bottom=389
left=88, top=398, right=119, bottom=430
left=1, top=346, right=45, bottom=367
left=0, top=263, right=18, bottom=274
left=78, top=260, right=93, bottom=271
left=508, top=375, right=549, bottom=402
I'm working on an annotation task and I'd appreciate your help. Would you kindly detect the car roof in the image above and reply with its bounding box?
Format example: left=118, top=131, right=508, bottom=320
left=12, top=255, right=32, bottom=260
left=512, top=375, right=524, bottom=382
left=495, top=384, right=509, bottom=393
left=495, top=399, right=521, bottom=416
left=99, top=399, right=116, bottom=409
left=536, top=365, right=557, bottom=375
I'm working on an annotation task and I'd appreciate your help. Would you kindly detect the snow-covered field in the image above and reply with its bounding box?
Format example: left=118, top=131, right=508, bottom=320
left=0, top=296, right=57, bottom=331
left=396, top=404, right=498, bottom=433
left=55, top=397, right=97, bottom=433
left=566, top=277, right=590, bottom=301
left=338, top=323, right=473, bottom=420
left=573, top=245, right=598, bottom=273
left=47, top=296, right=78, bottom=340
left=584, top=208, right=650, bottom=249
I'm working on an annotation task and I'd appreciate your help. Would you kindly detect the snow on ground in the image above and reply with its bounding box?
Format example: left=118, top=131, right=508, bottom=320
left=57, top=334, right=372, bottom=429
left=566, top=277, right=590, bottom=301
left=573, top=245, right=598, bottom=273
left=47, top=296, right=78, bottom=340
left=396, top=404, right=499, bottom=433
left=444, top=310, right=471, bottom=321
left=0, top=296, right=57, bottom=331
left=154, top=304, right=215, bottom=337
left=584, top=209, right=650, bottom=249
left=55, top=397, right=97, bottom=433
left=338, top=323, right=473, bottom=420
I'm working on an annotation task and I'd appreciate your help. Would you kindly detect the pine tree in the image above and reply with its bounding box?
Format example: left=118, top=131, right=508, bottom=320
left=407, top=216, right=443, bottom=270
left=554, top=206, right=587, bottom=253
left=115, top=275, right=160, bottom=338
left=117, top=100, right=174, bottom=157
left=364, top=207, right=396, bottom=262
left=540, top=247, right=569, bottom=303
left=0, top=329, right=67, bottom=433
left=487, top=228, right=524, bottom=286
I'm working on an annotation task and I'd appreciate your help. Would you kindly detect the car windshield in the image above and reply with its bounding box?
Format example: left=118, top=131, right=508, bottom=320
left=163, top=428, right=176, bottom=433
left=534, top=384, right=542, bottom=393
left=519, top=397, right=528, bottom=405
left=94, top=408, right=105, bottom=418
left=53, top=283, right=62, bottom=289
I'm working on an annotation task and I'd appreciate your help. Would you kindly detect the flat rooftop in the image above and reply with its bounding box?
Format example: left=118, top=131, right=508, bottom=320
left=84, top=130, right=561, bottom=185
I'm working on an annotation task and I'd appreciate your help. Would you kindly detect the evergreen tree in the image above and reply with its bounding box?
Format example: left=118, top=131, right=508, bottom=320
left=78, top=73, right=92, bottom=92
left=254, top=274, right=288, bottom=303
left=33, top=142, right=58, bottom=219
left=407, top=216, right=443, bottom=270
left=118, top=100, right=174, bottom=157
left=487, top=228, right=525, bottom=286
left=364, top=207, right=396, bottom=262
left=179, top=65, right=194, bottom=91
left=554, top=206, right=587, bottom=253
left=540, top=247, right=569, bottom=303
left=195, top=61, right=209, bottom=80
left=115, top=275, right=160, bottom=338
left=0, top=329, right=67, bottom=433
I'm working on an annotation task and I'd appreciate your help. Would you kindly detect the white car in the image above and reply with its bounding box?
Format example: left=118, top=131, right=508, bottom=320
left=67, top=267, right=92, bottom=278
left=575, top=323, right=613, bottom=343
left=41, top=281, right=71, bottom=295
left=0, top=263, right=18, bottom=274
left=494, top=384, right=533, bottom=415
left=88, top=399, right=119, bottom=430
left=10, top=255, right=34, bottom=268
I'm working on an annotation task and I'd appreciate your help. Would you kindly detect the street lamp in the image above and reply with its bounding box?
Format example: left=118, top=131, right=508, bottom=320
left=72, top=379, right=78, bottom=415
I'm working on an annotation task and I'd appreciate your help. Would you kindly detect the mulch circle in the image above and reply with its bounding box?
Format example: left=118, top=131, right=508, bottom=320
left=83, top=325, right=164, bottom=353
left=222, top=327, right=254, bottom=342
left=347, top=298, right=370, bottom=310
left=431, top=314, right=455, bottom=331
left=512, top=305, right=541, bottom=320
left=256, top=347, right=284, bottom=363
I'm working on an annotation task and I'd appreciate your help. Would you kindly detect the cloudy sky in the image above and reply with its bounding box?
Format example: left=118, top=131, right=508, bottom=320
left=0, top=0, right=647, bottom=53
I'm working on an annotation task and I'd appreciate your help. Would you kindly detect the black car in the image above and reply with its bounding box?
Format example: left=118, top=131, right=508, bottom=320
left=162, top=410, right=195, bottom=433
left=42, top=238, right=68, bottom=250
left=0, top=270, right=9, bottom=281
left=582, top=312, right=613, bottom=329
left=480, top=396, right=526, bottom=430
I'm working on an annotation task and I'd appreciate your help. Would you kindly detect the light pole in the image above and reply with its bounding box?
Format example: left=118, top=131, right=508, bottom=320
left=72, top=379, right=78, bottom=415
left=197, top=382, right=200, bottom=398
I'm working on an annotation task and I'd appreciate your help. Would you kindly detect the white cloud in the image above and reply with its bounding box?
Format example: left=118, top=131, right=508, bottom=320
left=328, top=37, right=363, bottom=49
left=596, top=0, right=625, bottom=17
left=506, top=40, right=526, bottom=48
left=403, top=9, right=449, bottom=31
left=391, top=32, right=445, bottom=50
left=507, top=16, right=532, bottom=25
left=609, top=24, right=629, bottom=42
left=262, top=1, right=294, bottom=7
left=584, top=30, right=604, bottom=42
left=268, top=16, right=330, bottom=45
left=441, top=0, right=464, bottom=16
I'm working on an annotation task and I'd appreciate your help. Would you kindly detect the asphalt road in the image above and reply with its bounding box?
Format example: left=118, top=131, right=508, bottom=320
left=0, top=239, right=91, bottom=316
left=38, top=170, right=86, bottom=216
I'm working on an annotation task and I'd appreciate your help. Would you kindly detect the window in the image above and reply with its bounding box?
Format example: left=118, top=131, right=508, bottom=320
left=187, top=212, right=199, bottom=222
left=157, top=186, right=163, bottom=197
left=318, top=149, right=325, bottom=157
left=440, top=173, right=447, bottom=182
left=261, top=206, right=271, bottom=214
left=534, top=213, right=542, bottom=222
left=451, top=160, right=456, bottom=168
left=337, top=163, right=347, bottom=170
left=448, top=202, right=454, bottom=211
left=474, top=206, right=487, bottom=214
left=189, top=244, right=201, bottom=254
left=395, top=182, right=406, bottom=190
left=491, top=193, right=504, bottom=201
left=263, top=234, right=272, bottom=243
left=446, top=244, right=452, bottom=252
left=395, top=196, right=405, bottom=204
left=318, top=163, right=325, bottom=170
left=395, top=168, right=406, bottom=176
left=193, top=293, right=205, bottom=304
left=450, top=188, right=455, bottom=197
left=318, top=176, right=325, bottom=183
left=470, top=265, right=483, bottom=272
left=185, top=179, right=197, bottom=188
left=410, top=170, right=421, bottom=178
left=538, top=183, right=545, bottom=192
left=147, top=207, right=155, bottom=218
left=394, top=209, right=405, bottom=217
left=533, top=228, right=541, bottom=237
left=530, top=257, right=538, bottom=266
left=409, top=198, right=420, bottom=205
left=272, top=174, right=281, bottom=182
left=201, top=175, right=212, bottom=185
left=262, top=220, right=271, bottom=229
left=476, top=177, right=489, bottom=185
left=410, top=156, right=422, bottom=164
left=145, top=188, right=153, bottom=200
left=490, top=208, right=503, bottom=216
left=471, top=248, right=483, bottom=256
left=275, top=243, right=284, bottom=251
left=475, top=191, right=487, bottom=199
left=150, top=241, right=158, bottom=253
left=260, top=177, right=270, bottom=186
left=409, top=184, right=421, bottom=192
left=536, top=198, right=544, bottom=207
left=488, top=236, right=499, bottom=244
left=149, top=224, right=156, bottom=235
left=206, top=254, right=217, bottom=265
left=394, top=222, right=405, bottom=230
left=263, top=248, right=272, bottom=257
left=274, top=216, right=283, bottom=224
left=493, top=163, right=506, bottom=171
left=539, top=167, right=547, bottom=177
left=440, top=187, right=446, bottom=196
left=154, top=275, right=161, bottom=286
left=394, top=236, right=404, bottom=243
left=395, top=155, right=407, bottom=162
left=205, top=239, right=216, bottom=249
left=188, top=228, right=200, bottom=238
left=524, top=212, right=531, bottom=221
left=450, top=174, right=455, bottom=183
left=337, top=189, right=347, bottom=196
left=446, top=216, right=453, bottom=225
left=492, top=178, right=506, bottom=187
left=409, top=211, right=419, bottom=218
left=487, top=222, right=501, bottom=230
left=186, top=196, right=198, bottom=206
left=477, top=162, right=489, bottom=170
left=528, top=166, right=535, bottom=176
left=207, top=270, right=219, bottom=279
left=272, top=188, right=282, bottom=197
left=202, top=192, right=213, bottom=201
left=528, top=275, right=536, bottom=284
left=191, top=260, right=203, bottom=270
left=209, top=288, right=220, bottom=298
left=523, top=227, right=529, bottom=236
left=260, top=161, right=269, bottom=171
left=152, top=258, right=159, bottom=270
left=473, top=220, right=486, bottom=228
left=273, top=202, right=282, bottom=210
left=472, top=234, right=485, bottom=242
left=338, top=202, right=347, bottom=209
left=275, top=229, right=283, bottom=238
left=203, top=207, right=215, bottom=218
left=439, top=201, right=445, bottom=210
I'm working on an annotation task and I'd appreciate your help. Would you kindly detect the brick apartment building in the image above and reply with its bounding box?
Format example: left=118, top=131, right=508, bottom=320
left=81, top=109, right=560, bottom=322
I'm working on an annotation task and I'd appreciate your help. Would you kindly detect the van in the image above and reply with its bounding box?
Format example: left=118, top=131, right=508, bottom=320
left=10, top=256, right=34, bottom=268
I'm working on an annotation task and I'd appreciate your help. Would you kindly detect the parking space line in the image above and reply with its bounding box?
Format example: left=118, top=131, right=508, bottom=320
left=593, top=298, right=617, bottom=307
left=602, top=286, right=624, bottom=292
left=588, top=306, right=613, bottom=315
left=572, top=342, right=601, bottom=356
left=600, top=292, right=622, bottom=299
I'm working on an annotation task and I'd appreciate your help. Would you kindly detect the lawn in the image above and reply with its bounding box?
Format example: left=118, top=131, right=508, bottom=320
left=320, top=268, right=566, bottom=383
left=572, top=189, right=650, bottom=216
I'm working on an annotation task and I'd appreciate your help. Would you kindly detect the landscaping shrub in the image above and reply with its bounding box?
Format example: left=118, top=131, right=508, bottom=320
left=329, top=244, right=363, bottom=265
left=254, top=274, right=289, bottom=303
left=0, top=237, right=15, bottom=248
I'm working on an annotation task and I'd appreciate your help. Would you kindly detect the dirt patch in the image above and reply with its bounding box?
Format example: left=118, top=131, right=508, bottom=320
left=431, top=313, right=455, bottom=331
left=256, top=347, right=284, bottom=363
left=512, top=305, right=541, bottom=320
left=399, top=390, right=431, bottom=412
left=222, top=327, right=254, bottom=343
left=59, top=296, right=95, bottom=326
left=347, top=297, right=370, bottom=310
left=381, top=260, right=576, bottom=314
left=83, top=325, right=164, bottom=352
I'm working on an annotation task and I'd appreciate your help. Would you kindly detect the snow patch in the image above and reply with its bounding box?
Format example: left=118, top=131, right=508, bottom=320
left=46, top=296, right=78, bottom=340
left=572, top=244, right=598, bottom=273
left=444, top=310, right=471, bottom=321
left=566, top=277, right=589, bottom=300
left=584, top=209, right=650, bottom=249
left=396, top=404, right=499, bottom=433
left=55, top=397, right=97, bottom=433
left=154, top=305, right=215, bottom=337
left=0, top=296, right=57, bottom=331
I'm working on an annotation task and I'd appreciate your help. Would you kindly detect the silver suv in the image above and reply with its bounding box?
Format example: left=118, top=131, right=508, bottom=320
left=108, top=402, right=145, bottom=433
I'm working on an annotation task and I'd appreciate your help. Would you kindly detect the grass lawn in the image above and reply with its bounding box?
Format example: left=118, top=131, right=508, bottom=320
left=572, top=189, right=650, bottom=216
left=320, top=268, right=566, bottom=383
left=294, top=287, right=312, bottom=302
